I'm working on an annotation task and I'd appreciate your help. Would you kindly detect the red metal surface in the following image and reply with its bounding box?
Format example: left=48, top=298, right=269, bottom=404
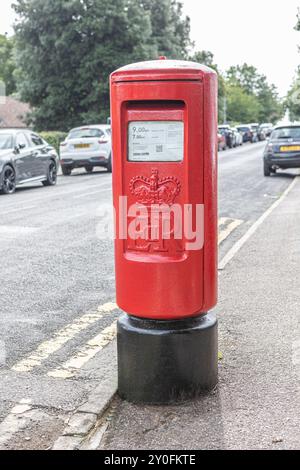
left=110, top=60, right=218, bottom=320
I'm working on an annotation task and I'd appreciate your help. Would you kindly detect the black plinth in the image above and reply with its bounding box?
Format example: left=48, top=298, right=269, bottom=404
left=117, top=312, right=218, bottom=404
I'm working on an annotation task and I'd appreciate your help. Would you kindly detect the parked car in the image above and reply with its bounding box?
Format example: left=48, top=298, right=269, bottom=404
left=236, top=125, right=254, bottom=143
left=263, top=124, right=300, bottom=176
left=248, top=123, right=263, bottom=141
left=60, top=125, right=112, bottom=175
left=249, top=123, right=260, bottom=142
left=250, top=123, right=266, bottom=142
left=259, top=123, right=274, bottom=137
left=0, top=129, right=59, bottom=195
left=257, top=126, right=266, bottom=141
left=232, top=127, right=243, bottom=146
left=218, top=125, right=235, bottom=148
left=218, top=133, right=226, bottom=151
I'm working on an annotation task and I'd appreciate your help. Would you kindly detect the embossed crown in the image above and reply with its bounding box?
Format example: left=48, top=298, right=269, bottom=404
left=129, top=169, right=181, bottom=206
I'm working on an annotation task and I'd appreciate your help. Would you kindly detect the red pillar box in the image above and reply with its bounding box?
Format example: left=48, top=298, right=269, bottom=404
left=110, top=59, right=218, bottom=404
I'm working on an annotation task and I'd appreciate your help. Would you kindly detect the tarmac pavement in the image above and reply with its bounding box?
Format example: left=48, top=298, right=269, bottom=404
left=100, top=176, right=300, bottom=450
left=1, top=142, right=299, bottom=449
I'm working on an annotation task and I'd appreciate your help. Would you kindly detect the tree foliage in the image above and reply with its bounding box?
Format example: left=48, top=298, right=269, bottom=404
left=190, top=50, right=225, bottom=122
left=13, top=0, right=191, bottom=131
left=286, top=72, right=300, bottom=122
left=286, top=13, right=300, bottom=121
left=226, top=63, right=283, bottom=123
left=225, top=84, right=260, bottom=123
left=0, top=34, right=17, bottom=95
left=141, top=0, right=192, bottom=58
left=13, top=1, right=281, bottom=130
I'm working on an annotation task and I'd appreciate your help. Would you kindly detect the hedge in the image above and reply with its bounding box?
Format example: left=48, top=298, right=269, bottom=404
left=39, top=131, right=68, bottom=154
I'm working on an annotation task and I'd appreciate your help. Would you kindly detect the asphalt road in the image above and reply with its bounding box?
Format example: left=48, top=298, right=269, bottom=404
left=0, top=141, right=298, bottom=449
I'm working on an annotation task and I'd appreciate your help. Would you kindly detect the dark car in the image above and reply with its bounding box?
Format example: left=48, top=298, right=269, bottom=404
left=250, top=123, right=265, bottom=142
left=263, top=125, right=300, bottom=176
left=218, top=125, right=235, bottom=148
left=260, top=123, right=274, bottom=137
left=257, top=126, right=266, bottom=141
left=0, top=129, right=59, bottom=195
left=236, top=125, right=254, bottom=143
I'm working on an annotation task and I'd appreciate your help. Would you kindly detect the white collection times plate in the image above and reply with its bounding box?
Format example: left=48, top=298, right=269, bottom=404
left=128, top=121, right=184, bottom=162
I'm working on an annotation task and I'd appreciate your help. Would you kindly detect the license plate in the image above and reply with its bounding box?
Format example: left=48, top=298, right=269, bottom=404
left=75, top=143, right=91, bottom=149
left=280, top=145, right=300, bottom=152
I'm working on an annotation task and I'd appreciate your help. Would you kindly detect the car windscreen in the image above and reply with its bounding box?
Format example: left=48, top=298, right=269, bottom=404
left=237, top=127, right=249, bottom=132
left=0, top=134, right=13, bottom=150
left=271, top=127, right=300, bottom=140
left=68, top=129, right=104, bottom=139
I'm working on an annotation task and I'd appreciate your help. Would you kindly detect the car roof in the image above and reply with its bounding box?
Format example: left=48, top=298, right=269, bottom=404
left=0, top=128, right=32, bottom=134
left=69, top=125, right=111, bottom=132
left=274, top=123, right=300, bottom=130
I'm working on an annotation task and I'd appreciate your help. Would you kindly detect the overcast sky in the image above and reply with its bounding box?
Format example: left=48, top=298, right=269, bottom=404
left=1, top=0, right=299, bottom=96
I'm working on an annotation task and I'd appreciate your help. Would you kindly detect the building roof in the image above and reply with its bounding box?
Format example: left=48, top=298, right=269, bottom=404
left=0, top=97, right=31, bottom=129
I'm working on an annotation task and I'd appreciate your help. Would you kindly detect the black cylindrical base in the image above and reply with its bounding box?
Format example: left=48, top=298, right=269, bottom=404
left=117, top=312, right=218, bottom=404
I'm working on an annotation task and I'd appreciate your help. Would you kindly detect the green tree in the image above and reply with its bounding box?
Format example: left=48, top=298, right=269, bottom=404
left=227, top=64, right=259, bottom=95
left=141, top=0, right=192, bottom=58
left=227, top=63, right=283, bottom=123
left=13, top=0, right=157, bottom=131
left=256, top=76, right=283, bottom=123
left=225, top=83, right=261, bottom=123
left=0, top=34, right=17, bottom=95
left=286, top=13, right=300, bottom=121
left=13, top=0, right=192, bottom=131
left=286, top=72, right=300, bottom=121
left=190, top=50, right=226, bottom=122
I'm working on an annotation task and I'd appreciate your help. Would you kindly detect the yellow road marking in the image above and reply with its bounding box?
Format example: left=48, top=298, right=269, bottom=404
left=11, top=302, right=117, bottom=373
left=47, top=322, right=117, bottom=379
left=218, top=218, right=243, bottom=245
left=11, top=217, right=243, bottom=378
left=218, top=217, right=229, bottom=227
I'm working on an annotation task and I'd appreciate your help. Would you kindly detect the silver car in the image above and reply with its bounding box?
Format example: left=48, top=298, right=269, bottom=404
left=60, top=125, right=112, bottom=175
left=0, top=129, right=59, bottom=195
left=232, top=127, right=243, bottom=146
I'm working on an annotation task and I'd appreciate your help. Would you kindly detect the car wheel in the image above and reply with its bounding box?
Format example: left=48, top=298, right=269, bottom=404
left=1, top=165, right=16, bottom=195
left=85, top=166, right=94, bottom=173
left=43, top=161, right=57, bottom=186
left=61, top=165, right=72, bottom=176
left=107, top=155, right=112, bottom=173
left=264, top=161, right=271, bottom=177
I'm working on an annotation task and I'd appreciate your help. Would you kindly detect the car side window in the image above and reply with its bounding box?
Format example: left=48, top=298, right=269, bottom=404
left=16, top=133, right=29, bottom=149
left=29, top=133, right=44, bottom=146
